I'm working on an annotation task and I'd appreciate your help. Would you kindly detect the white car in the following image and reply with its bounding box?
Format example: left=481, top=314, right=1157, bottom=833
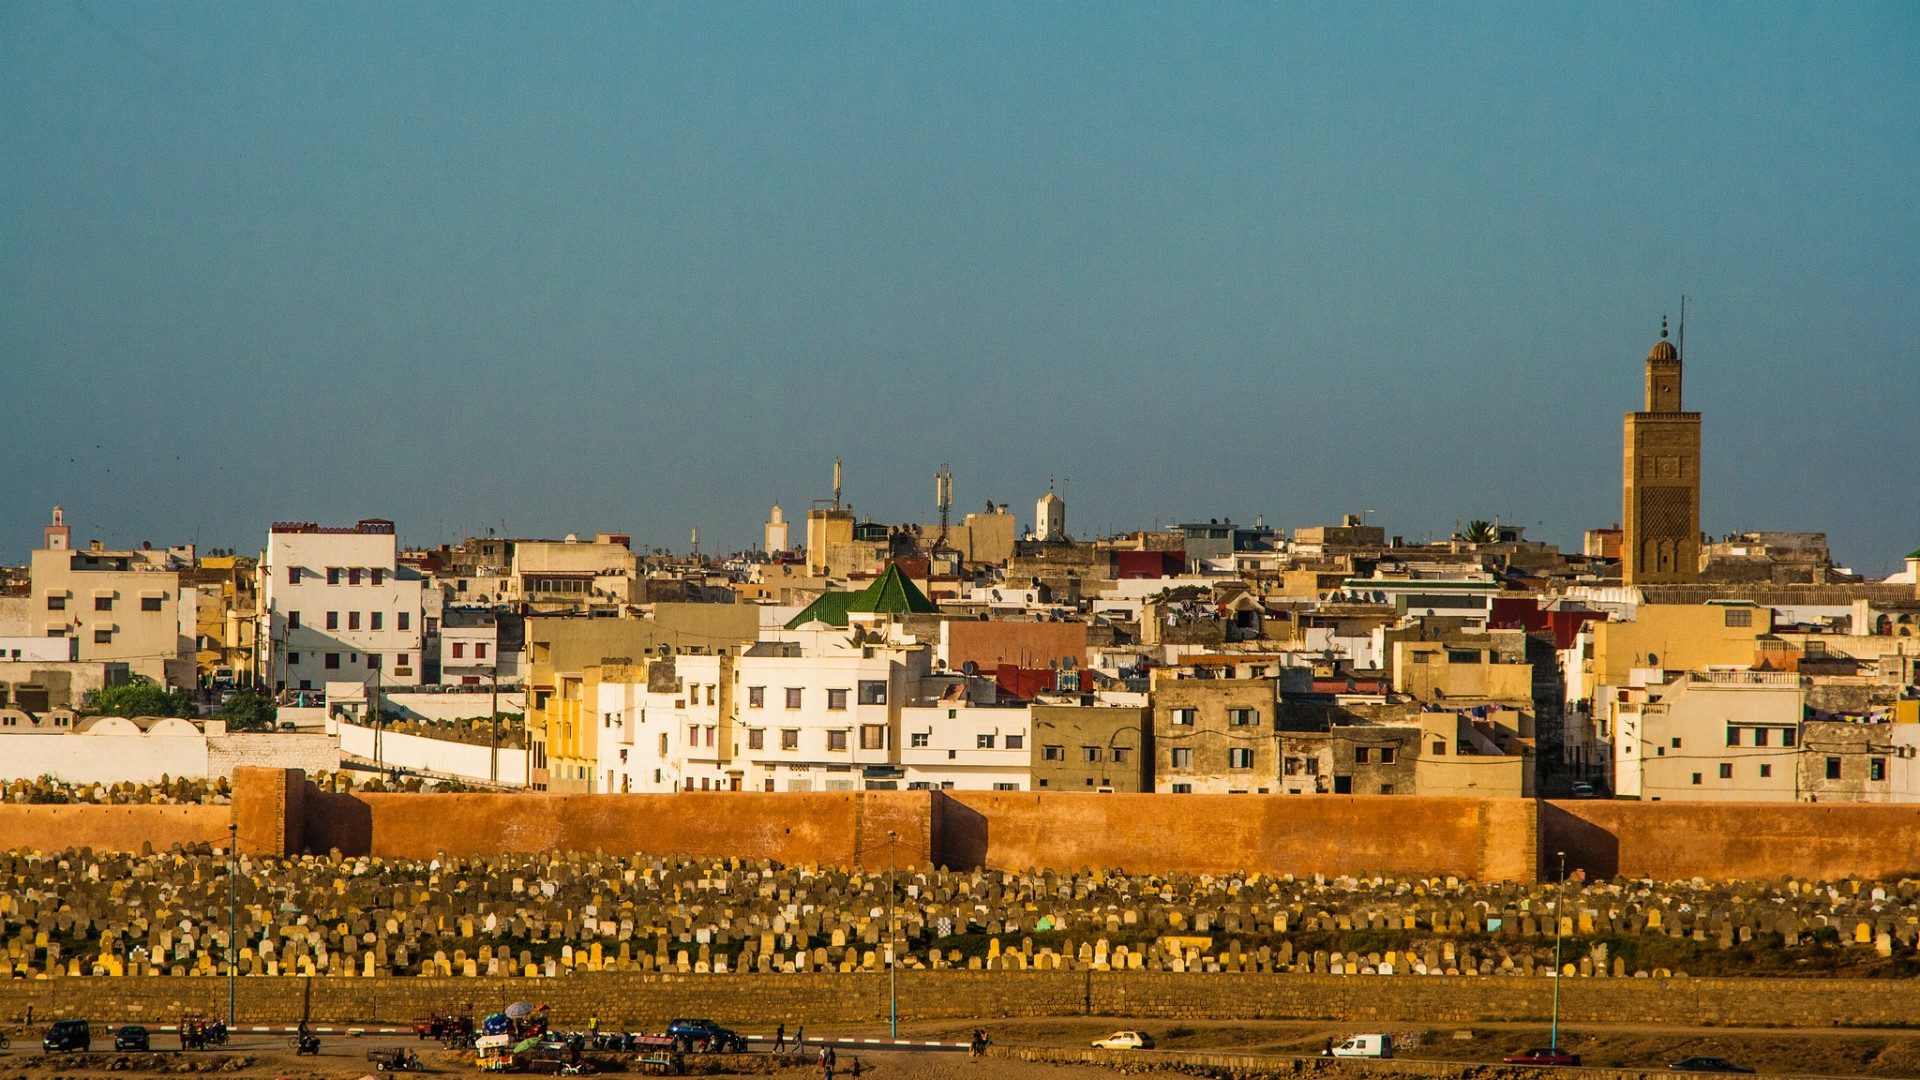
left=1091, top=1031, right=1155, bottom=1050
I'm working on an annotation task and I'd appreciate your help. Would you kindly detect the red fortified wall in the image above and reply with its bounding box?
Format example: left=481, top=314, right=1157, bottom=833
left=1541, top=799, right=1920, bottom=880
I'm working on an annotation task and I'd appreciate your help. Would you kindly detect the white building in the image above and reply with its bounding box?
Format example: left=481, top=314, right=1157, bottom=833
left=899, top=702, right=1030, bottom=790
left=1035, top=490, right=1065, bottom=542
left=1609, top=668, right=1804, bottom=801
left=731, top=629, right=924, bottom=792
left=261, top=520, right=428, bottom=693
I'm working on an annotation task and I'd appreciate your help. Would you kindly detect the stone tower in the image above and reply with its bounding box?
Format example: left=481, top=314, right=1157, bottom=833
left=1622, top=320, right=1701, bottom=585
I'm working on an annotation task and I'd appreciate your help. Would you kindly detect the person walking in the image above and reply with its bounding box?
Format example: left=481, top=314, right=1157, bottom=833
left=819, top=1044, right=835, bottom=1080
left=849, top=1054, right=863, bottom=1078
left=773, top=1022, right=786, bottom=1051
left=794, top=1023, right=805, bottom=1050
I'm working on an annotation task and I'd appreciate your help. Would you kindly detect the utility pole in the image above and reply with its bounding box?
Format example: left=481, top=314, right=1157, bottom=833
left=1551, top=849, right=1566, bottom=1051
left=489, top=664, right=500, bottom=784
left=371, top=664, right=383, bottom=774
left=227, top=820, right=238, bottom=1027
left=887, top=829, right=898, bottom=1040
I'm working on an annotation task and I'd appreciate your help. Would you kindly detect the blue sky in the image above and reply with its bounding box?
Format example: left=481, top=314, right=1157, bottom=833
left=2, top=3, right=1915, bottom=570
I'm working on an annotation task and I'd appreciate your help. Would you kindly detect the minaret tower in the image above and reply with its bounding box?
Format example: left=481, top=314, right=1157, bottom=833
left=1622, top=317, right=1702, bottom=585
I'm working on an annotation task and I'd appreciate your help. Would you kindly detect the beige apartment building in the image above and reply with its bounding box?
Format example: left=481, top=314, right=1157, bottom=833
left=1609, top=669, right=1803, bottom=801
left=1150, top=668, right=1278, bottom=793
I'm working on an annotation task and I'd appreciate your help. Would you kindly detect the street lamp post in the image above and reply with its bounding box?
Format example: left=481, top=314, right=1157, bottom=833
left=1550, top=849, right=1566, bottom=1051
left=887, top=829, right=898, bottom=1041
left=227, top=820, right=238, bottom=1027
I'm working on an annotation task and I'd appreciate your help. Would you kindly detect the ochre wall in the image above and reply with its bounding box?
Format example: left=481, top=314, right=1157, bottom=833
left=940, top=792, right=1537, bottom=882
left=1542, top=799, right=1920, bottom=880
left=306, top=788, right=935, bottom=869
left=0, top=971, right=1908, bottom=1029
left=0, top=804, right=228, bottom=853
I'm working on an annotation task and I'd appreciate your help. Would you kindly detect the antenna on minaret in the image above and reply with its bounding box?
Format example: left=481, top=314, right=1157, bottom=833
left=935, top=463, right=953, bottom=548
left=832, top=458, right=843, bottom=511
left=1678, top=294, right=1688, bottom=362
left=690, top=526, right=699, bottom=559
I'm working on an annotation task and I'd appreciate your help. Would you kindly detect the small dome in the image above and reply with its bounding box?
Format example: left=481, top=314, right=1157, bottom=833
left=1648, top=339, right=1677, bottom=361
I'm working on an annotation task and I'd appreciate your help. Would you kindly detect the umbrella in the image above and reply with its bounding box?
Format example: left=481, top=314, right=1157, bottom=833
left=504, top=1002, right=534, bottom=1019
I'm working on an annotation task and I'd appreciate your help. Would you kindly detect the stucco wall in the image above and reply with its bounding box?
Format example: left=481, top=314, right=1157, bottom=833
left=0, top=803, right=229, bottom=853
left=1542, top=799, right=1920, bottom=880
left=938, top=792, right=1536, bottom=882
left=336, top=720, right=525, bottom=784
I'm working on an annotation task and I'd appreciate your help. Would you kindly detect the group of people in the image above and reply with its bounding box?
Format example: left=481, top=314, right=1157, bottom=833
left=179, top=1016, right=227, bottom=1049
left=815, top=1043, right=862, bottom=1078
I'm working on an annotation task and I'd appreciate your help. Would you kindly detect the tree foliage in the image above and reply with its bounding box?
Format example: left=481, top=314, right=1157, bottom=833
left=1464, top=519, right=1498, bottom=545
left=85, top=677, right=196, bottom=718
left=218, top=691, right=278, bottom=732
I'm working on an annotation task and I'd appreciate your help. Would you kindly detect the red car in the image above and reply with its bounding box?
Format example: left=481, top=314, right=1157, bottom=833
left=1504, top=1047, right=1581, bottom=1067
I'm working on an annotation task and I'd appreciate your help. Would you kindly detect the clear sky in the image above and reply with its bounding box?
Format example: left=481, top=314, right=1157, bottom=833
left=2, top=3, right=1915, bottom=571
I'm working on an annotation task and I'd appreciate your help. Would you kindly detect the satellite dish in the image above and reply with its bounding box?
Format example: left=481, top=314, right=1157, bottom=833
left=962, top=660, right=979, bottom=676
left=1063, top=657, right=1076, bottom=670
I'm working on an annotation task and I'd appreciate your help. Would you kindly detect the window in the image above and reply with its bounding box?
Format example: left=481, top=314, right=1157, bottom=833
left=1170, top=708, right=1196, bottom=727
left=367, top=653, right=381, bottom=670
left=1042, top=744, right=1064, bottom=761
left=348, top=568, right=362, bottom=586
left=372, top=612, right=384, bottom=631
left=1171, top=783, right=1193, bottom=793
left=325, top=653, right=341, bottom=670
left=287, top=652, right=300, bottom=665
left=398, top=612, right=411, bottom=631
left=1759, top=764, right=1772, bottom=778
left=94, top=595, right=113, bottom=611
left=1671, top=737, right=1682, bottom=748
left=1082, top=746, right=1102, bottom=762
left=1870, top=757, right=1887, bottom=782
left=1432, top=740, right=1446, bottom=756
left=1170, top=748, right=1192, bottom=768
left=861, top=725, right=886, bottom=750
left=785, top=687, right=802, bottom=709
left=46, top=594, right=64, bottom=610
left=94, top=628, right=113, bottom=644
left=747, top=729, right=764, bottom=750
left=371, top=569, right=385, bottom=586
left=288, top=611, right=301, bottom=629
left=1355, top=747, right=1371, bottom=764
left=748, top=686, right=765, bottom=708
left=977, top=733, right=996, bottom=749
left=781, top=729, right=799, bottom=750
left=1380, top=747, right=1396, bottom=764
left=1411, top=652, right=1429, bottom=664
left=326, top=611, right=339, bottom=630
left=1111, top=747, right=1130, bottom=764
left=1228, top=747, right=1253, bottom=769
left=473, top=640, right=484, bottom=657
left=1782, top=728, right=1797, bottom=747
left=1754, top=728, right=1769, bottom=747
left=858, top=680, right=887, bottom=705
left=705, top=684, right=715, bottom=705
left=1826, top=756, right=1842, bottom=780
left=912, top=732, right=931, bottom=748
left=1726, top=726, right=1741, bottom=747
left=141, top=595, right=162, bottom=612
left=327, top=568, right=340, bottom=585
left=1724, top=607, right=1752, bottom=627
left=1718, top=763, right=1732, bottom=779
left=1691, top=772, right=1702, bottom=785
left=348, top=611, right=361, bottom=630
left=1005, top=733, right=1023, bottom=750
left=827, top=688, right=849, bottom=711
left=287, top=567, right=299, bottom=584
left=827, top=730, right=848, bottom=751
left=993, top=782, right=1019, bottom=791
left=1228, top=708, right=1257, bottom=727
left=397, top=653, right=408, bottom=668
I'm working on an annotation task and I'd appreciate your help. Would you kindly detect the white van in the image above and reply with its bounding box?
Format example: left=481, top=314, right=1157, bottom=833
left=1330, top=1033, right=1393, bottom=1059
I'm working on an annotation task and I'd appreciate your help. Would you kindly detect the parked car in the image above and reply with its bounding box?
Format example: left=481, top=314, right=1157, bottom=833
left=664, top=1018, right=746, bottom=1053
left=1670, top=1057, right=1755, bottom=1074
left=113, top=1025, right=150, bottom=1052
left=1503, top=1047, right=1580, bottom=1066
left=1569, top=781, right=1598, bottom=798
left=43, top=1019, right=91, bottom=1052
left=1329, top=1033, right=1393, bottom=1058
left=1090, top=1030, right=1154, bottom=1050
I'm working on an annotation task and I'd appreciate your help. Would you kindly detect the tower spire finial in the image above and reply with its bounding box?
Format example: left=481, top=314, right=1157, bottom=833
left=1660, top=314, right=1669, bottom=340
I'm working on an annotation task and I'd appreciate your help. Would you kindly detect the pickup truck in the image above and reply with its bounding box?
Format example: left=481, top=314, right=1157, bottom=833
left=663, top=1018, right=747, bottom=1053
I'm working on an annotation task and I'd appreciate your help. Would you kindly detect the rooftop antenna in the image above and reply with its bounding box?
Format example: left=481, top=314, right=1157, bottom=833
left=833, top=458, right=843, bottom=511
left=935, top=463, right=953, bottom=549
left=1678, top=294, right=1688, bottom=362
left=690, top=526, right=699, bottom=559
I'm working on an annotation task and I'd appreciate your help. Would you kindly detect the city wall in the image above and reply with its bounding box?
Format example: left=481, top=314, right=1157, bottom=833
left=0, top=971, right=1909, bottom=1029
left=1541, top=798, right=1920, bottom=881
left=25, top=768, right=1920, bottom=884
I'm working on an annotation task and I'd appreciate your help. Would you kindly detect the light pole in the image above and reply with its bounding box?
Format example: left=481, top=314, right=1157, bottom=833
left=1550, top=849, right=1566, bottom=1051
left=887, top=829, right=898, bottom=1040
left=227, top=820, right=238, bottom=1027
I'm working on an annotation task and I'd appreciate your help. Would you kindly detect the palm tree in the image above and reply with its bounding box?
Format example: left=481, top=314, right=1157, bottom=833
left=1463, top=520, right=1498, bottom=545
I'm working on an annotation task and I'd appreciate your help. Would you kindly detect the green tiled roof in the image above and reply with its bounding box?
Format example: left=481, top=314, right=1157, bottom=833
left=784, top=564, right=938, bottom=629
left=785, top=591, right=860, bottom=629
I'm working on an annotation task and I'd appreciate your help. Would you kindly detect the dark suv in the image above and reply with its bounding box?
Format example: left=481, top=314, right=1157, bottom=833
left=665, top=1018, right=746, bottom=1053
left=43, top=1019, right=92, bottom=1052
left=113, top=1025, right=151, bottom=1051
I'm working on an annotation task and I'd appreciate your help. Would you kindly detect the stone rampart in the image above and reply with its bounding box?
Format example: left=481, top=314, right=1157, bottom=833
left=0, top=803, right=228, bottom=853
left=0, top=972, right=1909, bottom=1029
left=1542, top=799, right=1920, bottom=880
